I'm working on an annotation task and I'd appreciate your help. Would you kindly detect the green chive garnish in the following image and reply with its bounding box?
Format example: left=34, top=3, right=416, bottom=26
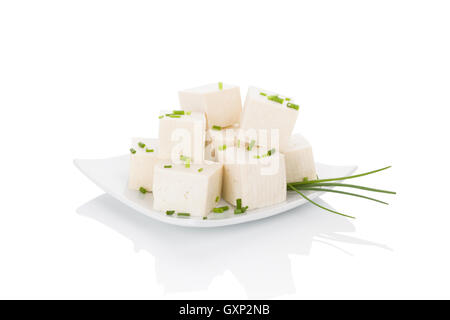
left=177, top=212, right=190, bottom=217
left=164, top=165, right=172, bottom=168
left=218, top=144, right=227, bottom=151
left=159, top=115, right=164, bottom=119
left=247, top=140, right=256, bottom=151
left=146, top=148, right=154, bottom=153
left=286, top=102, right=299, bottom=110
left=167, top=114, right=181, bottom=118
left=139, top=187, right=148, bottom=194
left=215, top=196, right=220, bottom=202
left=268, top=95, right=284, bottom=104
left=219, top=206, right=229, bottom=211
left=166, top=210, right=175, bottom=216
left=259, top=92, right=267, bottom=96
left=234, top=206, right=248, bottom=214
left=185, top=159, right=190, bottom=168
left=267, top=148, right=276, bottom=156
left=218, top=82, right=223, bottom=90
left=203, top=216, right=207, bottom=220
left=236, top=198, right=242, bottom=209
left=213, top=208, right=224, bottom=213
left=237, top=139, right=240, bottom=147
left=173, top=110, right=185, bottom=115
left=130, top=148, right=136, bottom=154
left=253, top=155, right=261, bottom=159
left=138, top=142, right=145, bottom=148
left=198, top=168, right=204, bottom=172
left=186, top=111, right=192, bottom=115
left=212, top=125, right=222, bottom=131
left=285, top=97, right=291, bottom=101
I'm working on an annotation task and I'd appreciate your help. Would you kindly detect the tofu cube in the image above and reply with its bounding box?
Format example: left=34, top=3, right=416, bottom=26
left=128, top=138, right=160, bottom=191
left=158, top=111, right=205, bottom=163
left=178, top=83, right=242, bottom=129
left=218, top=147, right=286, bottom=210
left=240, top=87, right=299, bottom=151
left=153, top=161, right=223, bottom=217
left=283, top=134, right=317, bottom=183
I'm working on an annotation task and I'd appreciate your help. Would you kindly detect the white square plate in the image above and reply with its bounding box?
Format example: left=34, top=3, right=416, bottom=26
left=74, top=139, right=356, bottom=227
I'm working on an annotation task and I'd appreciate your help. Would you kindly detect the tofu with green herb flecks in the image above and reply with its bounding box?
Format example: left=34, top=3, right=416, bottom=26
left=152, top=161, right=223, bottom=217
left=217, top=146, right=286, bottom=210
left=283, top=134, right=317, bottom=183
left=208, top=126, right=238, bottom=161
left=128, top=138, right=161, bottom=192
left=178, top=83, right=242, bottom=129
left=158, top=110, right=205, bottom=163
left=240, top=87, right=299, bottom=151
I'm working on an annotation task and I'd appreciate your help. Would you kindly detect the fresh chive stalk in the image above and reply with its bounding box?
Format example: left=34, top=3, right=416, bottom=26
left=212, top=125, right=222, bottom=131
left=164, top=165, right=172, bottom=168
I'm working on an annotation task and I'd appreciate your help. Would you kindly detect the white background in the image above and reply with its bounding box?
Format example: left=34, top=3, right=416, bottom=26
left=1, top=0, right=449, bottom=299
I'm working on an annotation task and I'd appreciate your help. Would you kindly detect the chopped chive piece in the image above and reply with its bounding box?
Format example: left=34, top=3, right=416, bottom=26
left=186, top=111, right=192, bottom=115
left=247, top=140, right=256, bottom=151
left=212, top=125, right=222, bottom=131
left=213, top=208, right=224, bottom=213
left=166, top=210, right=175, bottom=216
left=218, top=82, right=223, bottom=90
left=185, top=160, right=190, bottom=168
left=146, top=148, right=154, bottom=153
left=215, top=196, right=220, bottom=202
left=267, top=148, right=276, bottom=156
left=285, top=97, right=291, bottom=101
left=203, top=216, right=207, bottom=220
left=180, top=155, right=187, bottom=161
left=218, top=144, right=227, bottom=151
left=164, top=165, right=172, bottom=168
left=237, top=139, right=240, bottom=148
left=167, top=114, right=181, bottom=118
left=177, top=212, right=190, bottom=217
left=130, top=148, right=136, bottom=154
left=138, top=142, right=146, bottom=148
left=236, top=198, right=242, bottom=209
left=218, top=206, right=229, bottom=211
left=259, top=92, right=267, bottom=96
left=253, top=155, right=261, bottom=159
left=234, top=206, right=248, bottom=214
left=268, top=95, right=284, bottom=104
left=158, top=115, right=164, bottom=119
left=198, top=168, right=204, bottom=172
left=139, top=187, right=148, bottom=194
left=286, top=102, right=299, bottom=110
left=173, top=110, right=185, bottom=115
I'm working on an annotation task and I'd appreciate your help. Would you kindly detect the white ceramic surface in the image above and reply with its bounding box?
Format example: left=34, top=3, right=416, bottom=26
left=74, top=144, right=357, bottom=227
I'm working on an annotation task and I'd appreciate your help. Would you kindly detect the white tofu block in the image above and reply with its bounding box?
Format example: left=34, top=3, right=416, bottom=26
left=152, top=161, right=223, bottom=217
left=178, top=83, right=242, bottom=129
left=240, top=87, right=299, bottom=151
left=218, top=147, right=286, bottom=210
left=158, top=111, right=205, bottom=163
left=283, top=134, right=317, bottom=183
left=128, top=138, right=160, bottom=191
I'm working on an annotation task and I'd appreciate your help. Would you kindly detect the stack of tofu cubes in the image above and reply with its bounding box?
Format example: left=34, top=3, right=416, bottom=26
left=128, top=83, right=317, bottom=218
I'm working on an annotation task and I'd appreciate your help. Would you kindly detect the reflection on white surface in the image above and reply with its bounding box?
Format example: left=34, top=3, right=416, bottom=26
left=77, top=194, right=390, bottom=298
